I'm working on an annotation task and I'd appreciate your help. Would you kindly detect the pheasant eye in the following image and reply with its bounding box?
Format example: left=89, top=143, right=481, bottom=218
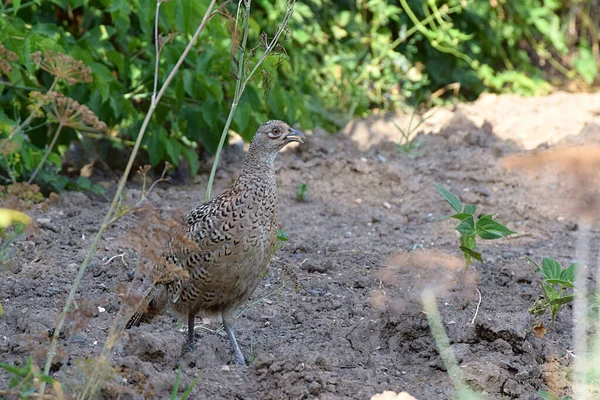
left=268, top=128, right=281, bottom=138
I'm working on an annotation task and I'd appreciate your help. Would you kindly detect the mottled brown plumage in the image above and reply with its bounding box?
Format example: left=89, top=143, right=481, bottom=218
left=126, top=120, right=304, bottom=365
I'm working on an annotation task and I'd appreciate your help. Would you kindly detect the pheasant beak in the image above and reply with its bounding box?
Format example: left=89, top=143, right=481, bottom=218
left=286, top=129, right=305, bottom=144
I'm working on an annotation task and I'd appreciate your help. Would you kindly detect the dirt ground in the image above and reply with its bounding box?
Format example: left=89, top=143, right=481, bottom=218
left=2, top=91, right=600, bottom=399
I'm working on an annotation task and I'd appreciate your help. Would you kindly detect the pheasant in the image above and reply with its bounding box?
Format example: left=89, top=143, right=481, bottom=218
left=126, top=120, right=304, bottom=365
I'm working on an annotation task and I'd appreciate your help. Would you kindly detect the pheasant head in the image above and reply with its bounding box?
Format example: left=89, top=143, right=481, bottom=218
left=242, top=120, right=305, bottom=174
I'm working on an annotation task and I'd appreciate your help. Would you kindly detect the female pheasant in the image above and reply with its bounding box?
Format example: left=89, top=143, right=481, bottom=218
left=126, top=120, right=304, bottom=365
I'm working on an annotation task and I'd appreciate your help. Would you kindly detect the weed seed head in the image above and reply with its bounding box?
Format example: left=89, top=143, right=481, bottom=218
left=31, top=50, right=92, bottom=85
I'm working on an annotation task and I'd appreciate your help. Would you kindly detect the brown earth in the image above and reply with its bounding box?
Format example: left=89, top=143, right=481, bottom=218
left=2, top=91, right=600, bottom=399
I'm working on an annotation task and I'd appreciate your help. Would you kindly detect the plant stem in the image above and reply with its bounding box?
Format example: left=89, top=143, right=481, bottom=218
left=422, top=289, right=479, bottom=399
left=39, top=1, right=217, bottom=396
left=205, top=0, right=297, bottom=200
left=241, top=0, right=296, bottom=90
left=573, top=217, right=591, bottom=400
left=152, top=0, right=162, bottom=104
left=1, top=0, right=37, bottom=14
left=79, top=131, right=138, bottom=147
left=205, top=0, right=251, bottom=201
left=27, top=121, right=64, bottom=184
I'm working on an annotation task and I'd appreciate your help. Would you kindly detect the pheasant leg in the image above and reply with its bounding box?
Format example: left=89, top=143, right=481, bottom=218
left=223, top=312, right=246, bottom=365
left=187, top=312, right=195, bottom=351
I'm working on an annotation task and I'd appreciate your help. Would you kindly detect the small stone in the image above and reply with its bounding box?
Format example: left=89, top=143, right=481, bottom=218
left=557, top=216, right=565, bottom=222
left=36, top=218, right=51, bottom=224
left=220, top=365, right=230, bottom=372
left=354, top=198, right=363, bottom=204
left=515, top=369, right=530, bottom=381
left=344, top=232, right=353, bottom=238
left=98, top=306, right=106, bottom=313
left=67, top=334, right=86, bottom=344
left=383, top=202, right=392, bottom=209
left=503, top=378, right=522, bottom=396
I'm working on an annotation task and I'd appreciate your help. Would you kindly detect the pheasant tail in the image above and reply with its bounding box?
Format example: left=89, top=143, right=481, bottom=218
left=126, top=286, right=168, bottom=329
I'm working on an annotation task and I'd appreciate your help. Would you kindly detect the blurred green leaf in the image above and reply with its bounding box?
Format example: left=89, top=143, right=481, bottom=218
left=434, top=184, right=462, bottom=213
left=574, top=42, right=598, bottom=84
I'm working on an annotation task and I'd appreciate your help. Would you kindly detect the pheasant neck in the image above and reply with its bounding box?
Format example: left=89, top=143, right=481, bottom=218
left=237, top=149, right=277, bottom=186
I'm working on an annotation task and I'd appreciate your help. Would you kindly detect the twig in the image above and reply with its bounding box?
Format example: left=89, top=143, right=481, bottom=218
left=470, top=288, right=482, bottom=325
left=40, top=1, right=218, bottom=397
left=103, top=253, right=127, bottom=267
left=105, top=163, right=171, bottom=225
left=27, top=122, right=65, bottom=184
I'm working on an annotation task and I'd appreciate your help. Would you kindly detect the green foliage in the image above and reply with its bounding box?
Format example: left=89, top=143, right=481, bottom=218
left=170, top=362, right=201, bottom=400
left=434, top=183, right=516, bottom=269
left=393, top=111, right=427, bottom=156
left=276, top=228, right=289, bottom=242
left=0, top=0, right=334, bottom=189
left=295, top=182, right=308, bottom=202
left=528, top=256, right=577, bottom=324
left=0, top=356, right=64, bottom=398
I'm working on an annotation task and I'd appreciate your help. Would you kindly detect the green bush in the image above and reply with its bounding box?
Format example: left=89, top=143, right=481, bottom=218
left=0, top=0, right=597, bottom=190
left=0, top=0, right=333, bottom=189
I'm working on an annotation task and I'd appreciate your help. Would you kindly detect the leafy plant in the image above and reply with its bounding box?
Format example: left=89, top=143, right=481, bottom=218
left=170, top=362, right=201, bottom=400
left=434, top=183, right=516, bottom=270
left=528, top=256, right=577, bottom=325
left=295, top=182, right=308, bottom=202
left=392, top=107, right=430, bottom=156
left=276, top=228, right=289, bottom=242
left=0, top=356, right=65, bottom=399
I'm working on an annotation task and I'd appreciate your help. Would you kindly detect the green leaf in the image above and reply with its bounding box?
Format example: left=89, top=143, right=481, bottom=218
left=198, top=75, right=223, bottom=104
left=165, top=138, right=182, bottom=165
left=76, top=176, right=92, bottom=190
left=463, top=204, right=477, bottom=215
left=277, top=228, right=289, bottom=241
left=526, top=256, right=546, bottom=277
left=455, top=216, right=475, bottom=236
left=180, top=372, right=201, bottom=400
left=560, top=262, right=577, bottom=283
left=12, top=0, right=21, bottom=14
left=0, top=362, right=26, bottom=376
left=542, top=283, right=555, bottom=300
left=434, top=183, right=462, bottom=213
left=182, top=69, right=196, bottom=97
left=146, top=125, right=167, bottom=166
left=459, top=246, right=482, bottom=261
left=449, top=212, right=472, bottom=221
left=541, top=257, right=562, bottom=280
left=476, top=216, right=516, bottom=240
left=89, top=62, right=114, bottom=103
left=574, top=43, right=598, bottom=84
left=549, top=295, right=574, bottom=306
left=233, top=100, right=251, bottom=137
left=181, top=146, right=200, bottom=176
